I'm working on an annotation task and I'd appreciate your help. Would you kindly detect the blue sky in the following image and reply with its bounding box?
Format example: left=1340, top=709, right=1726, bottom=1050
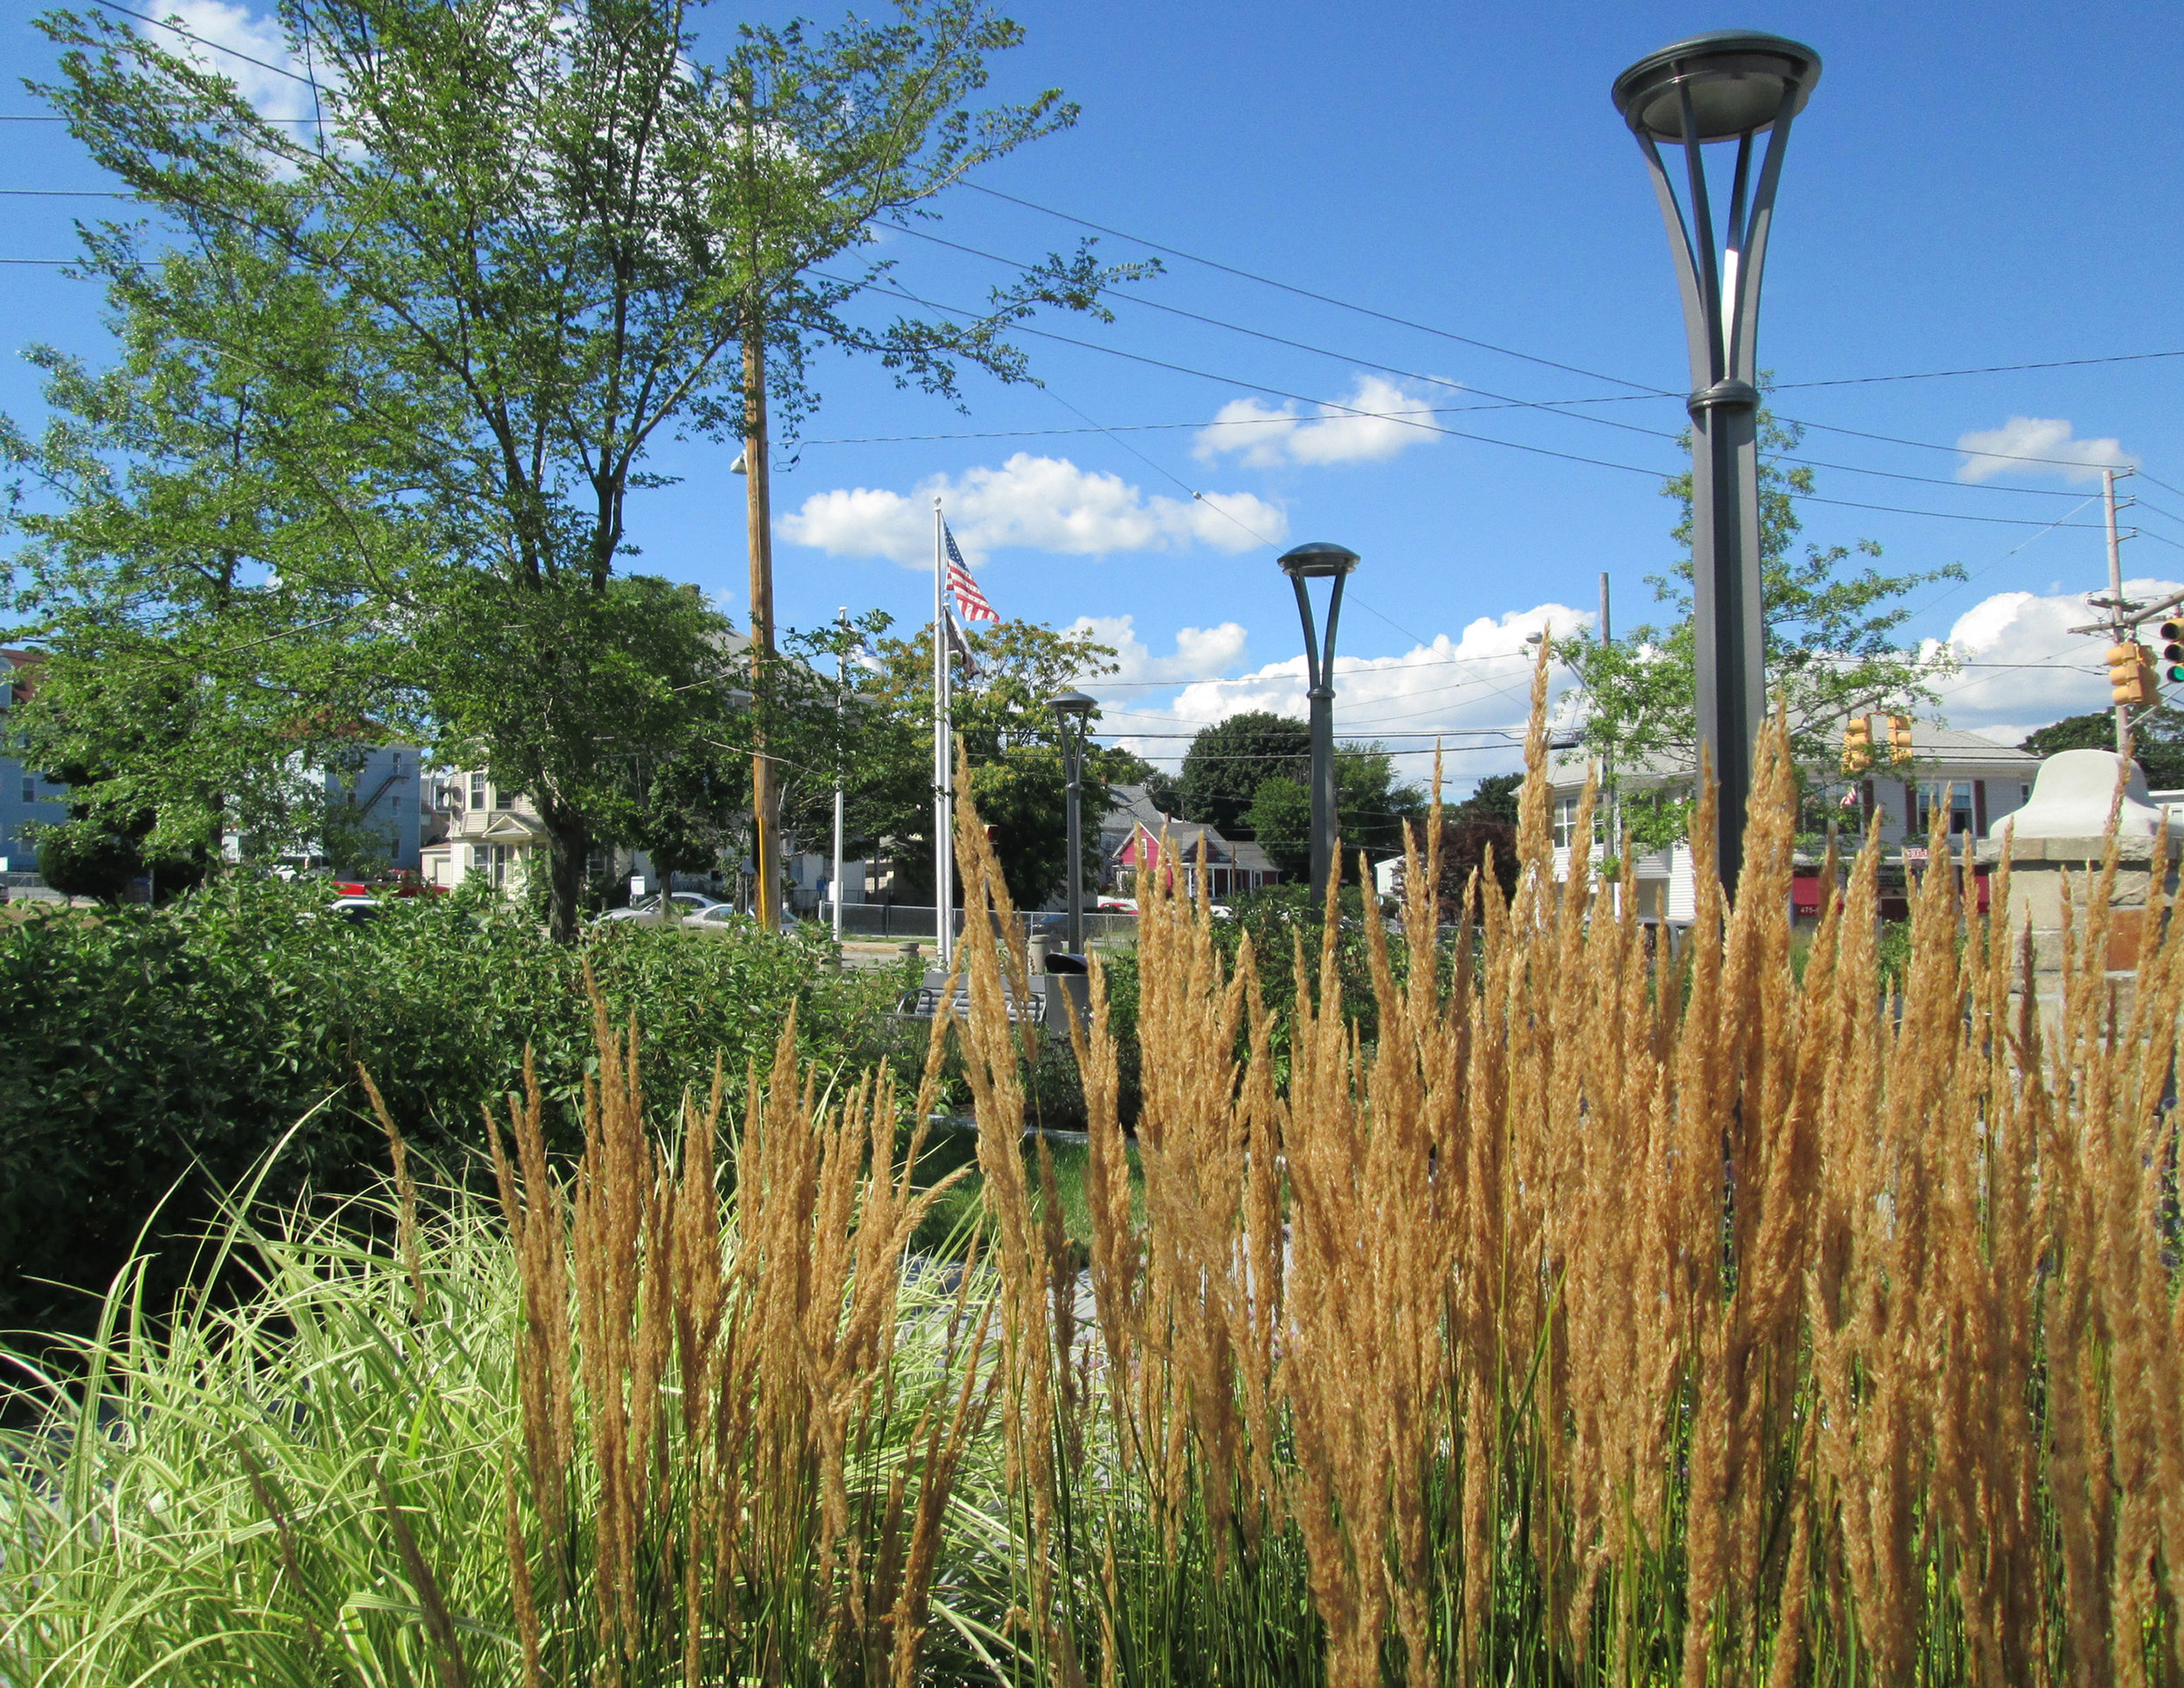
left=3, top=0, right=2180, bottom=785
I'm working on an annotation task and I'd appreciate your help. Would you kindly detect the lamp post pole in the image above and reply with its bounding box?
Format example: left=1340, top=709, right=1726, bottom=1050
left=1613, top=31, right=1821, bottom=895
left=1047, top=690, right=1095, bottom=953
left=1278, top=542, right=1360, bottom=907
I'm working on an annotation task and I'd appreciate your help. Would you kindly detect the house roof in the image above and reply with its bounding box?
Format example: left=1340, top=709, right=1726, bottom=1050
left=1105, top=784, right=1178, bottom=832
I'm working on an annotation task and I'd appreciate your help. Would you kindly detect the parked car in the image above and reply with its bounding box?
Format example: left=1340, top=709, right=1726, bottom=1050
left=596, top=891, right=730, bottom=927
left=685, top=904, right=752, bottom=937
left=1095, top=896, right=1137, bottom=914
left=323, top=896, right=386, bottom=925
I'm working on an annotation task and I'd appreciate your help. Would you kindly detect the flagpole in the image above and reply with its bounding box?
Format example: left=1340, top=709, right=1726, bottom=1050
left=933, top=497, right=952, bottom=970
left=832, top=605, right=847, bottom=948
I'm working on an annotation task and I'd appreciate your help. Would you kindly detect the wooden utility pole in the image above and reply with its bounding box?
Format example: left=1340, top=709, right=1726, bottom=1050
left=743, top=316, right=779, bottom=932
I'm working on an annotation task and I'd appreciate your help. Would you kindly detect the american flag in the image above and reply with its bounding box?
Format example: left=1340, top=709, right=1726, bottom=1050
left=943, top=523, right=1000, bottom=623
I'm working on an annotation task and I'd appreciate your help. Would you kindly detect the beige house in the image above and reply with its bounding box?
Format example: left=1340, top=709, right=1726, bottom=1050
left=418, top=769, right=551, bottom=894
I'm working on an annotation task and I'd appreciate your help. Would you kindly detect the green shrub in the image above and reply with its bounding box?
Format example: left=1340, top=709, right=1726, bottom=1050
left=0, top=876, right=901, bottom=1337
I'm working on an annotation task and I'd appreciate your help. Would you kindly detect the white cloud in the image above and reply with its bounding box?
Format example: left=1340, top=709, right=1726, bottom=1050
left=778, top=453, right=1287, bottom=567
left=152, top=1, right=321, bottom=123
left=1955, top=416, right=2136, bottom=485
left=1194, top=374, right=1443, bottom=469
left=1922, top=577, right=2184, bottom=742
left=1067, top=614, right=1249, bottom=686
left=1102, top=599, right=1594, bottom=786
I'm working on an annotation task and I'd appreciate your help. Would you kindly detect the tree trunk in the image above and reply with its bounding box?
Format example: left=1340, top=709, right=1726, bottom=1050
left=539, top=796, right=589, bottom=944
left=743, top=309, right=780, bottom=933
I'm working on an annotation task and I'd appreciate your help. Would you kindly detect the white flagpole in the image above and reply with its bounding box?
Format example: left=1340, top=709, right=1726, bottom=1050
left=932, top=498, right=952, bottom=970
left=832, top=605, right=847, bottom=947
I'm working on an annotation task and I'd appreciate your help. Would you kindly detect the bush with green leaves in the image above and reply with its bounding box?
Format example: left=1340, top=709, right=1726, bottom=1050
left=0, top=875, right=905, bottom=1337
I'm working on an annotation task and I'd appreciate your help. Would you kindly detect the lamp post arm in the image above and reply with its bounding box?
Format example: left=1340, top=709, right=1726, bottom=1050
left=1291, top=575, right=1324, bottom=693
left=1725, top=107, right=1798, bottom=386
left=1321, top=571, right=1350, bottom=692
left=1676, top=82, right=1725, bottom=386
left=1635, top=131, right=1716, bottom=390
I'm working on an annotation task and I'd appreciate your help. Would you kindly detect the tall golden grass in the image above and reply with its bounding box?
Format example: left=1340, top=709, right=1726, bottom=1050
left=7, top=648, right=2181, bottom=1685
left=948, top=647, right=2184, bottom=1686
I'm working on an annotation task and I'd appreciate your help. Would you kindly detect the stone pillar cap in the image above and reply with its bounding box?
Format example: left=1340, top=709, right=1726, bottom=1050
left=1989, top=748, right=2161, bottom=841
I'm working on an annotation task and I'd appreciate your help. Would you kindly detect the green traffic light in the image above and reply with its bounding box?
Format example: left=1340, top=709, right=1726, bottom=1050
left=2167, top=666, right=2184, bottom=684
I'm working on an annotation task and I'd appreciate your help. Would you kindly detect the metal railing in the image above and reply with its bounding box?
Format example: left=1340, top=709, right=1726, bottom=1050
left=820, top=904, right=1139, bottom=945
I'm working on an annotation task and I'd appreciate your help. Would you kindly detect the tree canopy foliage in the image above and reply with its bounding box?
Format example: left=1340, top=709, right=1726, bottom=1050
left=3, top=0, right=1112, bottom=937
left=2021, top=706, right=2184, bottom=791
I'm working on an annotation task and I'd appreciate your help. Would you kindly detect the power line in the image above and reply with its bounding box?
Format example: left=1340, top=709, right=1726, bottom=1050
left=825, top=266, right=1692, bottom=482
left=821, top=271, right=2129, bottom=532
left=968, top=181, right=2184, bottom=403
left=892, top=221, right=1683, bottom=447
left=1773, top=349, right=2184, bottom=391
left=964, top=182, right=1663, bottom=397
left=895, top=221, right=2108, bottom=503
left=89, top=0, right=319, bottom=87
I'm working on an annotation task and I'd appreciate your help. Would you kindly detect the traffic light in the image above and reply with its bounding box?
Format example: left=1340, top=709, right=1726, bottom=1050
left=2160, top=619, right=2184, bottom=685
left=2109, top=642, right=2157, bottom=708
left=1841, top=714, right=1874, bottom=773
left=1888, top=714, right=1915, bottom=766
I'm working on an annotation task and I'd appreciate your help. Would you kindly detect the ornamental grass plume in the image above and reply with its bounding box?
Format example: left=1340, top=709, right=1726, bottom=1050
left=964, top=636, right=2184, bottom=1686
left=14, top=647, right=2184, bottom=1685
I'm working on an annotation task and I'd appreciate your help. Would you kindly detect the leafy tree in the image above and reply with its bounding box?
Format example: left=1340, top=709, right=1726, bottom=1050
left=701, top=5, right=1143, bottom=928
left=2020, top=707, right=2184, bottom=790
left=1455, top=771, right=1522, bottom=826
left=857, top=618, right=1123, bottom=905
left=1333, top=742, right=1425, bottom=861
left=34, top=822, right=139, bottom=902
left=1179, top=711, right=1309, bottom=834
left=1243, top=776, right=1310, bottom=880
left=1565, top=405, right=1963, bottom=849
left=10, top=0, right=1119, bottom=941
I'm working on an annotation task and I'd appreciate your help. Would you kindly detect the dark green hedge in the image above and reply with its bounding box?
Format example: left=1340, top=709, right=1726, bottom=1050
left=0, top=880, right=910, bottom=1336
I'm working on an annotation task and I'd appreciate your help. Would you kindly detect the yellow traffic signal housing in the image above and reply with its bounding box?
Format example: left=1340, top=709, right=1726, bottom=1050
left=1888, top=714, right=1915, bottom=765
left=2160, top=619, right=2184, bottom=686
left=1841, top=715, right=1874, bottom=773
left=2109, top=642, right=2157, bottom=708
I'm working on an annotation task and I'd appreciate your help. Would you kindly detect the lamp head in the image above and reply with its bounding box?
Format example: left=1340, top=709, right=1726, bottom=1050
left=1612, top=31, right=1821, bottom=143
left=1278, top=541, right=1361, bottom=580
left=1047, top=689, right=1096, bottom=720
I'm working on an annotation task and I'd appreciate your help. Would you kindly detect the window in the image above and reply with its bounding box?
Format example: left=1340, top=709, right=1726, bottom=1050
left=1915, top=783, right=1975, bottom=837
left=1552, top=796, right=1601, bottom=853
left=390, top=795, right=403, bottom=820
left=469, top=772, right=488, bottom=810
left=19, top=776, right=33, bottom=804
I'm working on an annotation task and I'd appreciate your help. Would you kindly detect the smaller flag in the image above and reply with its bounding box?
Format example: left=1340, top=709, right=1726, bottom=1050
left=943, top=611, right=978, bottom=678
left=943, top=523, right=1000, bottom=623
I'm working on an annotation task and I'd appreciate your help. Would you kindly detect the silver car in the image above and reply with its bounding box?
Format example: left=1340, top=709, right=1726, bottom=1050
left=595, top=891, right=730, bottom=927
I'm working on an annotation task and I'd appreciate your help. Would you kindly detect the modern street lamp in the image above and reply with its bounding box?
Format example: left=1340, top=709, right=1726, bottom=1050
left=1612, top=31, right=1821, bottom=893
left=1278, top=541, right=1359, bottom=906
left=1047, top=689, right=1095, bottom=952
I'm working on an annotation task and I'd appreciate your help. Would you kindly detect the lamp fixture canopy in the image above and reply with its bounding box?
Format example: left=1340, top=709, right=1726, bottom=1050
left=1278, top=541, right=1361, bottom=579
left=1612, top=31, right=1820, bottom=143
left=1047, top=688, right=1096, bottom=718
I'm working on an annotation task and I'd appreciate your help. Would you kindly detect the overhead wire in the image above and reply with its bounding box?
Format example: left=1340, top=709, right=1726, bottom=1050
left=967, top=181, right=2184, bottom=400
left=894, top=220, right=2111, bottom=502
left=823, top=267, right=2122, bottom=532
